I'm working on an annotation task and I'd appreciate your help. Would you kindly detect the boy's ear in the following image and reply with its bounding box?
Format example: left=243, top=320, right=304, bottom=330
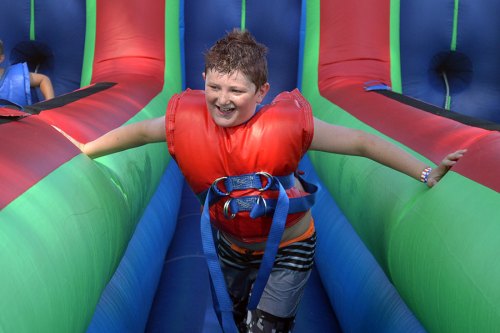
left=202, top=72, right=206, bottom=81
left=257, top=82, right=270, bottom=103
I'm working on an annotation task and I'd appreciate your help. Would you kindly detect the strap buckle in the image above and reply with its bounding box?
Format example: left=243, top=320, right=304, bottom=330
left=223, top=198, right=236, bottom=220
left=253, top=196, right=268, bottom=217
left=212, top=176, right=230, bottom=196
left=255, top=171, right=273, bottom=191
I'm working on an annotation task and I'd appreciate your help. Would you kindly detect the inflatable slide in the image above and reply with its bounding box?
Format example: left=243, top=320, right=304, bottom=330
left=0, top=1, right=499, bottom=332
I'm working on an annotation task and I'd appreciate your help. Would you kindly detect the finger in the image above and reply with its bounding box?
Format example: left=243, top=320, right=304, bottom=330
left=445, top=151, right=465, bottom=162
left=451, top=149, right=467, bottom=158
left=427, top=178, right=437, bottom=188
left=440, top=161, right=457, bottom=168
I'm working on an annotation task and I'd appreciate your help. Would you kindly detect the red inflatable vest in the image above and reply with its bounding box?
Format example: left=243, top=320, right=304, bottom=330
left=166, top=89, right=314, bottom=243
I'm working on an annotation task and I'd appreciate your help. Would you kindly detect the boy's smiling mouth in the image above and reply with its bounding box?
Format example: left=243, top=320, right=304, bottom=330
left=217, top=104, right=236, bottom=115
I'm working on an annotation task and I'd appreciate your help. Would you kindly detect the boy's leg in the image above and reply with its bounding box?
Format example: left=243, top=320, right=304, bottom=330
left=246, top=232, right=316, bottom=332
left=217, top=232, right=258, bottom=331
left=217, top=231, right=316, bottom=332
left=246, top=309, right=296, bottom=333
left=246, top=268, right=312, bottom=333
left=222, top=264, right=257, bottom=331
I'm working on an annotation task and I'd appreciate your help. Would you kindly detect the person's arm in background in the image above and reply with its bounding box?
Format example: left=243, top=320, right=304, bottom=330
left=55, top=116, right=167, bottom=159
left=30, top=72, right=55, bottom=100
left=310, top=118, right=466, bottom=187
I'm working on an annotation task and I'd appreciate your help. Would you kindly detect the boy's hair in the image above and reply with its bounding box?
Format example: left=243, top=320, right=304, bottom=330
left=204, top=29, right=268, bottom=90
left=0, top=40, right=3, bottom=56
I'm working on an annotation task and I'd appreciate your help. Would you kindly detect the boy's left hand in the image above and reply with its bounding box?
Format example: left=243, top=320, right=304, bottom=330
left=427, top=149, right=467, bottom=187
left=52, top=125, right=85, bottom=152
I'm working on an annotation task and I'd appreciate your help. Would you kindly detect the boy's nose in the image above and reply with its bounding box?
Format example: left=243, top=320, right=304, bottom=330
left=217, top=91, right=230, bottom=105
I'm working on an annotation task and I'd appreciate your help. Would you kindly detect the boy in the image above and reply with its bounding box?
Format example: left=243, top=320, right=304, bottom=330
left=59, top=29, right=465, bottom=333
left=0, top=39, right=54, bottom=106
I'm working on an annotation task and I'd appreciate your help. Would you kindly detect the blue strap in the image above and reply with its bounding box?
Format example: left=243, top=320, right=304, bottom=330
left=200, top=173, right=314, bottom=330
left=224, top=173, right=295, bottom=193
left=200, top=177, right=291, bottom=331
left=225, top=176, right=317, bottom=219
left=227, top=187, right=317, bottom=218
left=247, top=180, right=289, bottom=310
left=197, top=173, right=295, bottom=205
left=201, top=191, right=239, bottom=333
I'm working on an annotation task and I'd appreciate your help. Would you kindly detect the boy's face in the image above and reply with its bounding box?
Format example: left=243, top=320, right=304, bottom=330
left=203, top=69, right=269, bottom=127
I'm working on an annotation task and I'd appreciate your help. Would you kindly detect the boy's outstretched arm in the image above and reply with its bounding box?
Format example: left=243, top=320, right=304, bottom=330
left=310, top=117, right=466, bottom=187
left=56, top=116, right=166, bottom=159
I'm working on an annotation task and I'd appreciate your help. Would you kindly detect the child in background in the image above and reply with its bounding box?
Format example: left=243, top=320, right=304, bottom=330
left=0, top=39, right=54, bottom=106
left=58, top=29, right=466, bottom=333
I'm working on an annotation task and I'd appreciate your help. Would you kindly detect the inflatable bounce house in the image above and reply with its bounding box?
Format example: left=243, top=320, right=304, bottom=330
left=1, top=0, right=499, bottom=332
